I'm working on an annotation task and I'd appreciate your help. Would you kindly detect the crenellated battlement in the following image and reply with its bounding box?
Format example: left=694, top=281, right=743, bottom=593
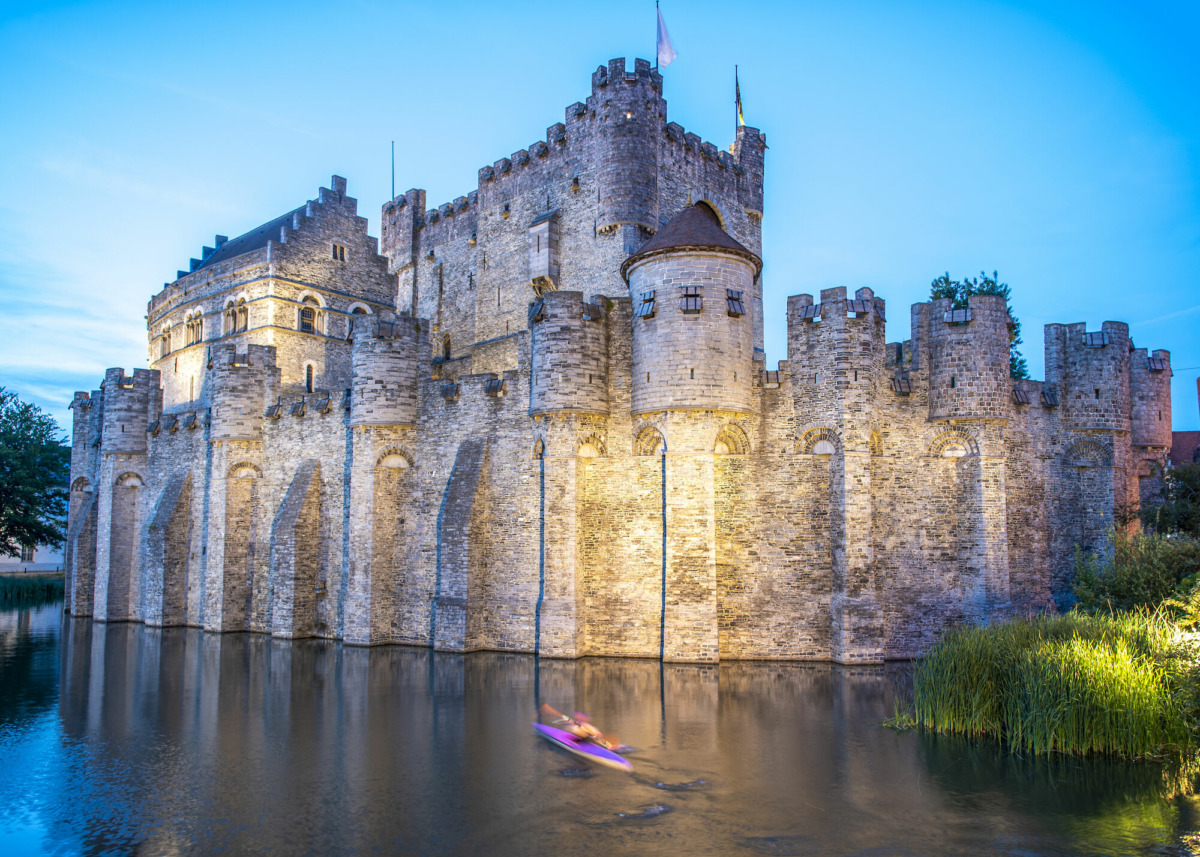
left=349, top=314, right=427, bottom=427
left=99, top=368, right=161, bottom=455
left=1045, top=320, right=1133, bottom=432
left=529, top=291, right=610, bottom=416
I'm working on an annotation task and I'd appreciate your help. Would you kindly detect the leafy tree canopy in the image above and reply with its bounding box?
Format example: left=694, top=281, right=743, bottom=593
left=0, top=388, right=70, bottom=557
left=929, top=270, right=1029, bottom=379
left=1142, top=462, right=1200, bottom=538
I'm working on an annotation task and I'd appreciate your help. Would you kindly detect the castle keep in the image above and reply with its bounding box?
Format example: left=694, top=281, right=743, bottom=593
left=63, top=58, right=1174, bottom=663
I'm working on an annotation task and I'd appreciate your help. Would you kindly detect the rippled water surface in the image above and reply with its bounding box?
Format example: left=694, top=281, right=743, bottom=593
left=2, top=604, right=1199, bottom=856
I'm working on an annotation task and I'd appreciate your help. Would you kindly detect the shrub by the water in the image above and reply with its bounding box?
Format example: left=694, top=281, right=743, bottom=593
left=0, top=575, right=64, bottom=608
left=912, top=612, right=1196, bottom=761
left=1073, top=530, right=1200, bottom=614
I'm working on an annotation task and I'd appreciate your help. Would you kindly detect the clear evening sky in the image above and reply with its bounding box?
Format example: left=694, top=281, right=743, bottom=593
left=1, top=0, right=1197, bottom=432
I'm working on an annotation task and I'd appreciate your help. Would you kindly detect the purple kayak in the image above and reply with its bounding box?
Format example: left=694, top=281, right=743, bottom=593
left=532, top=722, right=633, bottom=772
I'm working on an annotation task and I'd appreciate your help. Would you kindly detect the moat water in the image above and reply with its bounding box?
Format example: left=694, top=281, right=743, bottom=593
left=2, top=604, right=1199, bottom=857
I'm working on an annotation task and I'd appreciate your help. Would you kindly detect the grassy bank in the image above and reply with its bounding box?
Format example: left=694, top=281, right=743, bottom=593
left=0, top=574, right=65, bottom=608
left=909, top=612, right=1198, bottom=762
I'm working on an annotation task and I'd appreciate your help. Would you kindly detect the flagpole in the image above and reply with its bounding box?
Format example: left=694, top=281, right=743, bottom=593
left=655, top=1, right=659, bottom=72
left=390, top=141, right=395, bottom=200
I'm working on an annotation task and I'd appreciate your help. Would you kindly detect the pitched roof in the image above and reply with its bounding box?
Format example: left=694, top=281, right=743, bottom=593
left=189, top=207, right=303, bottom=276
left=621, top=203, right=762, bottom=281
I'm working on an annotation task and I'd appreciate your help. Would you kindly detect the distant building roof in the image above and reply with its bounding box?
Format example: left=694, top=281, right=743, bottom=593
left=189, top=207, right=302, bottom=276
left=621, top=202, right=762, bottom=281
left=1170, top=431, right=1200, bottom=466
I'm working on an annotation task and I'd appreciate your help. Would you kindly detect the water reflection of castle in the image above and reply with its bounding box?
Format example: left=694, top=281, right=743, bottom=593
left=45, top=620, right=1175, bottom=854
left=63, top=57, right=1172, bottom=663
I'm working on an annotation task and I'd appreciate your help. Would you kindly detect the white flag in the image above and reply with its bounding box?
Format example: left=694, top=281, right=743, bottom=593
left=657, top=6, right=677, bottom=69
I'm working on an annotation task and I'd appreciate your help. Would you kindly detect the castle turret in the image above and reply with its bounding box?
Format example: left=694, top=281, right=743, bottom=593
left=623, top=202, right=760, bottom=415
left=1129, top=348, right=1172, bottom=450
left=349, top=314, right=425, bottom=427
left=1045, top=321, right=1132, bottom=433
left=787, top=285, right=888, bottom=663
left=100, top=368, right=160, bottom=454
left=209, top=344, right=279, bottom=441
left=926, top=294, right=1013, bottom=421
left=529, top=290, right=610, bottom=416
left=591, top=58, right=664, bottom=252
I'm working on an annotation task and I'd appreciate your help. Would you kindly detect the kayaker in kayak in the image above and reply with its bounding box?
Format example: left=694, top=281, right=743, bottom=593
left=540, top=703, right=621, bottom=751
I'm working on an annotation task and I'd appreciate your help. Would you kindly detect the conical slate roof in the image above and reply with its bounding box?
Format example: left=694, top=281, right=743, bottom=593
left=620, top=203, right=762, bottom=281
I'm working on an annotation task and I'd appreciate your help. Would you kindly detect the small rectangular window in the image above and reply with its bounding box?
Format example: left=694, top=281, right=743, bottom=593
left=636, top=291, right=656, bottom=319
left=1148, top=357, right=1167, bottom=372
left=726, top=289, right=745, bottom=317
left=681, top=285, right=702, bottom=314
left=332, top=244, right=346, bottom=262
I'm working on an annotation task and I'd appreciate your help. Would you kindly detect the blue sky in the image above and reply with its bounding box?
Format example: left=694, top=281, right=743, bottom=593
left=1, top=0, right=1197, bottom=432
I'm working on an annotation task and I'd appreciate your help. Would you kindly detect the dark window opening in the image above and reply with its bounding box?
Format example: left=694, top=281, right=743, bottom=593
left=443, top=336, right=451, bottom=361
left=726, top=289, right=745, bottom=317
left=306, top=365, right=314, bottom=393
left=332, top=244, right=346, bottom=262
left=1095, top=388, right=1100, bottom=399
left=680, top=285, right=702, bottom=314
left=300, top=307, right=315, bottom=333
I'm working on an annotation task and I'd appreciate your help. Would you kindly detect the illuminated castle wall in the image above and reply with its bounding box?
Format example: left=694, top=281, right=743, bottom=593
left=63, top=58, right=1174, bottom=663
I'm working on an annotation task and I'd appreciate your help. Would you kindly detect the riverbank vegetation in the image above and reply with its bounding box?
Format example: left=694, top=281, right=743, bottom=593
left=0, top=574, right=64, bottom=608
left=894, top=465, right=1200, bottom=780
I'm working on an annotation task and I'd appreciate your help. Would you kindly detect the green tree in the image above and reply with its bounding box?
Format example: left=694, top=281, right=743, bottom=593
left=0, top=387, right=70, bottom=557
left=929, top=270, right=1029, bottom=379
left=1142, top=462, right=1200, bottom=538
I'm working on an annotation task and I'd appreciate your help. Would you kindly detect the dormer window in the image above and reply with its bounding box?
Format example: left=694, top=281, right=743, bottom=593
left=332, top=244, right=346, bottom=262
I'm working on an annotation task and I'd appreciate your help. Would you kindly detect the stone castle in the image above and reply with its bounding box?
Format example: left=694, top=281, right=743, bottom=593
left=63, top=58, right=1174, bottom=663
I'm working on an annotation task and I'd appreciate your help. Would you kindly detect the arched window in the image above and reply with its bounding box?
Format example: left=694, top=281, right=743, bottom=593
left=305, top=364, right=314, bottom=393
left=225, top=301, right=236, bottom=335
left=442, top=335, right=451, bottom=361
left=159, top=333, right=170, bottom=359
left=351, top=306, right=368, bottom=315
left=237, top=299, right=248, bottom=332
left=194, top=313, right=203, bottom=344
left=300, top=296, right=321, bottom=334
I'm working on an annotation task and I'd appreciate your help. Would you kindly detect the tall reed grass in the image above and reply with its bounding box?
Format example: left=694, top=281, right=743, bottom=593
left=0, top=575, right=64, bottom=608
left=913, top=612, right=1197, bottom=761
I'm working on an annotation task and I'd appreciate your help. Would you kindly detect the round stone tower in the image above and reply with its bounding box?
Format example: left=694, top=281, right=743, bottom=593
left=622, top=203, right=761, bottom=416
left=927, top=294, right=1013, bottom=421
left=529, top=290, right=609, bottom=416
left=349, top=315, right=424, bottom=428
left=592, top=58, right=663, bottom=238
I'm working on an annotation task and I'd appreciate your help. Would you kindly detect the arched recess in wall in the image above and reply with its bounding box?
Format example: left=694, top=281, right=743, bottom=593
left=634, top=426, right=666, bottom=456
left=348, top=302, right=372, bottom=316
left=376, top=448, right=414, bottom=469
left=928, top=429, right=979, bottom=459
left=714, top=423, right=750, bottom=455
left=372, top=446, right=414, bottom=640
left=577, top=434, right=607, bottom=458
left=532, top=438, right=545, bottom=460
left=223, top=461, right=261, bottom=632
left=71, top=477, right=93, bottom=493
left=107, top=472, right=144, bottom=621
left=797, top=427, right=838, bottom=456
left=227, top=461, right=263, bottom=479
left=1063, top=441, right=1112, bottom=468
left=441, top=335, right=452, bottom=362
